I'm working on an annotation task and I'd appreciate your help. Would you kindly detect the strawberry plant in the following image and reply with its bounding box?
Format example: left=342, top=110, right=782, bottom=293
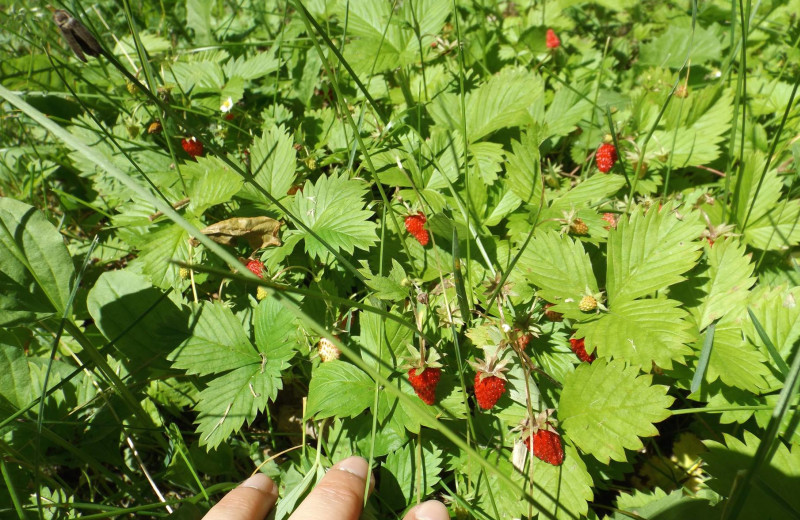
left=1, top=1, right=800, bottom=519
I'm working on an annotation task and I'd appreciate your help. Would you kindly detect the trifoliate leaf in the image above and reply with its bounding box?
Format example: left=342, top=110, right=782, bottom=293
left=287, top=173, right=378, bottom=260
left=576, top=297, right=694, bottom=370
left=560, top=359, right=674, bottom=463
left=607, top=204, right=704, bottom=304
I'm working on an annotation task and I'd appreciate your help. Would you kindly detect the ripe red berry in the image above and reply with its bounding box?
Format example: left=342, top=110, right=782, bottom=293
left=596, top=143, right=617, bottom=173
left=404, top=212, right=429, bottom=246
left=246, top=259, right=264, bottom=279
left=525, top=429, right=564, bottom=466
left=474, top=373, right=506, bottom=409
left=569, top=337, right=595, bottom=363
left=546, top=29, right=560, bottom=49
left=182, top=137, right=203, bottom=158
left=408, top=367, right=441, bottom=405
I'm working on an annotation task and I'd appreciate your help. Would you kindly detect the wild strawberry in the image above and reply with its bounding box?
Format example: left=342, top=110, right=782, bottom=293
left=520, top=410, right=564, bottom=466
left=578, top=295, right=597, bottom=312
left=545, top=29, right=560, bottom=49
left=543, top=303, right=563, bottom=322
left=246, top=259, right=264, bottom=279
left=595, top=143, right=617, bottom=173
left=526, top=429, right=564, bottom=466
left=570, top=218, right=589, bottom=235
left=404, top=212, right=429, bottom=246
left=408, top=366, right=441, bottom=405
left=182, top=136, right=204, bottom=158
left=318, top=337, right=341, bottom=362
left=471, top=354, right=510, bottom=410
left=403, top=346, right=443, bottom=405
left=602, top=212, right=617, bottom=229
left=569, top=337, right=595, bottom=363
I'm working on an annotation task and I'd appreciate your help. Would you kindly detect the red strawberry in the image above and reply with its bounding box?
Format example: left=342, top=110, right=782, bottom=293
left=602, top=212, right=617, bottom=229
left=546, top=29, right=560, bottom=49
left=408, top=367, right=441, bottom=405
left=569, top=337, right=595, bottom=363
left=525, top=429, right=564, bottom=466
left=595, top=143, right=617, bottom=173
left=471, top=355, right=510, bottom=410
left=404, top=212, right=429, bottom=246
left=246, top=259, right=264, bottom=279
left=182, top=137, right=203, bottom=158
left=474, top=373, right=506, bottom=409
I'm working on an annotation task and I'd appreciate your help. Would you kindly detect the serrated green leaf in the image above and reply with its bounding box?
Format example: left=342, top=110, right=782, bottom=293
left=254, top=296, right=300, bottom=363
left=638, top=23, right=725, bottom=68
left=129, top=223, right=191, bottom=290
left=357, top=308, right=412, bottom=375
left=745, top=286, right=800, bottom=360
left=185, top=156, right=244, bottom=216
left=527, top=443, right=594, bottom=520
left=195, top=362, right=282, bottom=449
left=702, top=432, right=800, bottom=519
left=560, top=359, right=674, bottom=463
left=361, top=260, right=410, bottom=302
left=692, top=238, right=756, bottom=331
left=170, top=302, right=257, bottom=375
left=576, top=297, right=694, bottom=369
left=430, top=68, right=542, bottom=142
left=223, top=51, right=279, bottom=81
left=506, top=132, right=544, bottom=205
left=238, top=124, right=297, bottom=205
left=0, top=197, right=75, bottom=326
left=607, top=205, right=704, bottom=304
left=380, top=442, right=442, bottom=506
left=548, top=173, right=626, bottom=212
left=544, top=81, right=593, bottom=137
left=287, top=173, right=378, bottom=260
left=306, top=361, right=374, bottom=419
left=517, top=230, right=598, bottom=318
left=704, top=321, right=770, bottom=392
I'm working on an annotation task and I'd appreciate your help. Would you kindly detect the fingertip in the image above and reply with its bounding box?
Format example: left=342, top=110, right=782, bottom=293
left=239, top=473, right=278, bottom=499
left=405, top=500, right=449, bottom=520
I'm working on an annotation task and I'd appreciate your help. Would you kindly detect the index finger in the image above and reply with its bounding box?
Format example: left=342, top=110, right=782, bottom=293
left=289, top=456, right=374, bottom=520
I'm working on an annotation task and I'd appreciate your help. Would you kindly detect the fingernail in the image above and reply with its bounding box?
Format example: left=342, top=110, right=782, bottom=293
left=239, top=473, right=277, bottom=496
left=335, top=456, right=369, bottom=481
left=412, top=500, right=449, bottom=520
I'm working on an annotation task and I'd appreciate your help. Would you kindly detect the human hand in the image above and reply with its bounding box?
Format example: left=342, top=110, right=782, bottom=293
left=202, top=456, right=449, bottom=520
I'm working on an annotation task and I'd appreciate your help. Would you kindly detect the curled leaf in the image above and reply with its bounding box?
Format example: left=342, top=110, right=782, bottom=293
left=192, top=216, right=281, bottom=250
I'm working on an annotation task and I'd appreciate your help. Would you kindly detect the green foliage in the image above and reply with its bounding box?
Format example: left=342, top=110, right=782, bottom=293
left=2, top=0, right=800, bottom=517
left=560, top=360, right=674, bottom=463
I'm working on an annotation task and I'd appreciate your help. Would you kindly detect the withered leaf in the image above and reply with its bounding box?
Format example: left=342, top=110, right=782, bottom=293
left=193, top=216, right=281, bottom=250
left=53, top=10, right=102, bottom=63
